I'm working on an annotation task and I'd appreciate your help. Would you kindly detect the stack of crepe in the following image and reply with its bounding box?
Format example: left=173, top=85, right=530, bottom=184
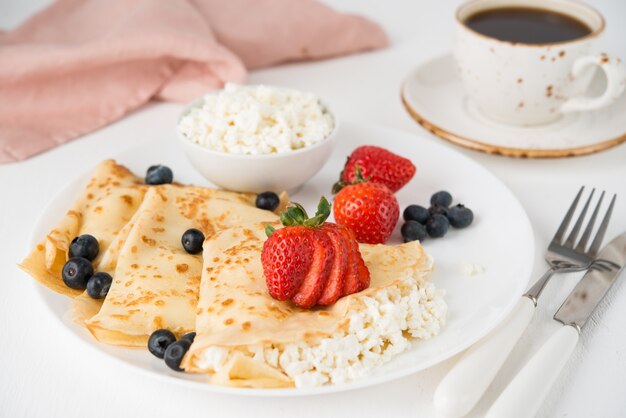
left=20, top=160, right=282, bottom=346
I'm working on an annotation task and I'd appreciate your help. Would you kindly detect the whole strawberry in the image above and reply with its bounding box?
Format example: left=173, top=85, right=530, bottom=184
left=334, top=179, right=399, bottom=244
left=333, top=146, right=416, bottom=193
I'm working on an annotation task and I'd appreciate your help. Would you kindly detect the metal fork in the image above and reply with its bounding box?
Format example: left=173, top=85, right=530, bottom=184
left=434, top=186, right=616, bottom=418
left=525, top=186, right=616, bottom=305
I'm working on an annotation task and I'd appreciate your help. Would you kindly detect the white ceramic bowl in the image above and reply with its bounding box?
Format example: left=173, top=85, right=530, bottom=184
left=177, top=93, right=338, bottom=193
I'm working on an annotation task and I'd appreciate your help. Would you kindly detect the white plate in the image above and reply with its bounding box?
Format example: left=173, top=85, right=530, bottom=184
left=29, top=121, right=534, bottom=396
left=401, top=54, right=626, bottom=158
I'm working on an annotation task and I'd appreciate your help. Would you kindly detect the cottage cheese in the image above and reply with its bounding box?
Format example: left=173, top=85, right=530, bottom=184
left=196, top=278, right=447, bottom=387
left=460, top=261, right=485, bottom=277
left=178, top=83, right=334, bottom=155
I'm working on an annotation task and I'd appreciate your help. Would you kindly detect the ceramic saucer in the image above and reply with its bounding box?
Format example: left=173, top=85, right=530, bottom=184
left=401, top=54, right=626, bottom=158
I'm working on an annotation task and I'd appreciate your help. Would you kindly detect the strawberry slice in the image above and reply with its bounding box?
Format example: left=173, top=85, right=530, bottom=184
left=291, top=230, right=334, bottom=308
left=317, top=224, right=348, bottom=306
left=336, top=224, right=362, bottom=295
left=356, top=252, right=370, bottom=291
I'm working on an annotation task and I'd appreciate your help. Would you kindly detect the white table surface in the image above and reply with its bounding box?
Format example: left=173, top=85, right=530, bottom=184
left=2, top=1, right=625, bottom=417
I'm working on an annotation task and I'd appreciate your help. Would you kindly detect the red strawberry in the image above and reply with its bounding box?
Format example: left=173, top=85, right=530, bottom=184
left=356, top=253, right=370, bottom=291
left=261, top=226, right=315, bottom=301
left=335, top=224, right=363, bottom=295
left=262, top=197, right=335, bottom=308
left=292, top=229, right=334, bottom=308
left=317, top=223, right=348, bottom=305
left=334, top=146, right=416, bottom=193
left=263, top=197, right=373, bottom=308
left=333, top=182, right=400, bottom=244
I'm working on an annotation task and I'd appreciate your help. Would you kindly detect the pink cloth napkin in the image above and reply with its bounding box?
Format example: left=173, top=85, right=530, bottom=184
left=0, top=0, right=387, bottom=163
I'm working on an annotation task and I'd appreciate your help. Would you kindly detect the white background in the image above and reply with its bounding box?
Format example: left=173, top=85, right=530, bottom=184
left=1, top=1, right=625, bottom=417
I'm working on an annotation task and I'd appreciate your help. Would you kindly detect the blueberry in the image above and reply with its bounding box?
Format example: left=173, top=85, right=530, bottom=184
left=255, top=192, right=280, bottom=211
left=429, top=204, right=449, bottom=217
left=180, top=332, right=196, bottom=343
left=86, top=272, right=113, bottom=299
left=426, top=214, right=450, bottom=238
left=148, top=329, right=177, bottom=359
left=62, top=257, right=94, bottom=290
left=181, top=228, right=204, bottom=254
left=68, top=234, right=99, bottom=261
left=401, top=221, right=427, bottom=243
left=403, top=205, right=429, bottom=224
left=431, top=191, right=453, bottom=207
left=447, top=204, right=474, bottom=228
left=145, top=165, right=173, bottom=185
left=164, top=339, right=191, bottom=371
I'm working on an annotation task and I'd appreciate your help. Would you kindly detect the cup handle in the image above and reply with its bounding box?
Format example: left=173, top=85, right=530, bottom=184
left=560, top=53, right=626, bottom=113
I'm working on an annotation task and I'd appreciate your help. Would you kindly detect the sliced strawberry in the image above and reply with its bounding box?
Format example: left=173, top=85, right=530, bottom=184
left=262, top=226, right=315, bottom=301
left=291, top=230, right=334, bottom=308
left=262, top=197, right=365, bottom=308
left=317, top=224, right=348, bottom=306
left=335, top=225, right=362, bottom=295
left=356, top=252, right=370, bottom=291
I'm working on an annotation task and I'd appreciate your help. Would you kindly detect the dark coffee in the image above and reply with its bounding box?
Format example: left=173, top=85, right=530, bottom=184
left=465, top=7, right=592, bottom=44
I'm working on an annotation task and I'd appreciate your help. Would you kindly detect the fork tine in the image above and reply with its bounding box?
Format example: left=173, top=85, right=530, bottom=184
left=564, top=188, right=594, bottom=248
left=588, top=194, right=616, bottom=257
left=575, top=191, right=604, bottom=252
left=553, top=186, right=584, bottom=245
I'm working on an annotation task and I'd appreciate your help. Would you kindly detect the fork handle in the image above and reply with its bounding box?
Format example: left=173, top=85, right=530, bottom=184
left=433, top=297, right=535, bottom=418
left=485, top=326, right=579, bottom=418
left=524, top=267, right=557, bottom=305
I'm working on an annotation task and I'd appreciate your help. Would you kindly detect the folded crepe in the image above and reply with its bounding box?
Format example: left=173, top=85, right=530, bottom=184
left=20, top=160, right=147, bottom=296
left=183, top=225, right=442, bottom=387
left=19, top=159, right=264, bottom=297
left=20, top=159, right=287, bottom=347
left=83, top=185, right=281, bottom=346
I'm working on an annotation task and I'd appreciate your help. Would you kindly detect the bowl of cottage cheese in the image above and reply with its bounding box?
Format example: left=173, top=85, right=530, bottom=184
left=177, top=83, right=338, bottom=193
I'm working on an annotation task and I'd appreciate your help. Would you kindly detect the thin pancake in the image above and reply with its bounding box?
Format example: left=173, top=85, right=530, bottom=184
left=183, top=225, right=434, bottom=370
left=84, top=186, right=280, bottom=346
left=19, top=160, right=146, bottom=297
left=212, top=353, right=294, bottom=389
left=19, top=159, right=262, bottom=298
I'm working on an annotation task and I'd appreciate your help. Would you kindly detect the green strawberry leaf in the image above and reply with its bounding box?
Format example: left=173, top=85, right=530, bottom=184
left=331, top=180, right=348, bottom=194
left=265, top=224, right=276, bottom=237
left=280, top=210, right=297, bottom=226
left=292, top=203, right=309, bottom=220
left=353, top=165, right=371, bottom=183
left=303, top=197, right=331, bottom=227
left=314, top=196, right=331, bottom=219
left=278, top=197, right=331, bottom=228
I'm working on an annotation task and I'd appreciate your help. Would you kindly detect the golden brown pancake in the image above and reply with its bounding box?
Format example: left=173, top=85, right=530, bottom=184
left=19, top=160, right=146, bottom=297
left=83, top=186, right=280, bottom=346
left=182, top=225, right=442, bottom=388
left=20, top=160, right=285, bottom=347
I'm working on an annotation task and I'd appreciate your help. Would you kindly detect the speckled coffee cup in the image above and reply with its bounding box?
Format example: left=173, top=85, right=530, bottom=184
left=455, top=0, right=625, bottom=126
